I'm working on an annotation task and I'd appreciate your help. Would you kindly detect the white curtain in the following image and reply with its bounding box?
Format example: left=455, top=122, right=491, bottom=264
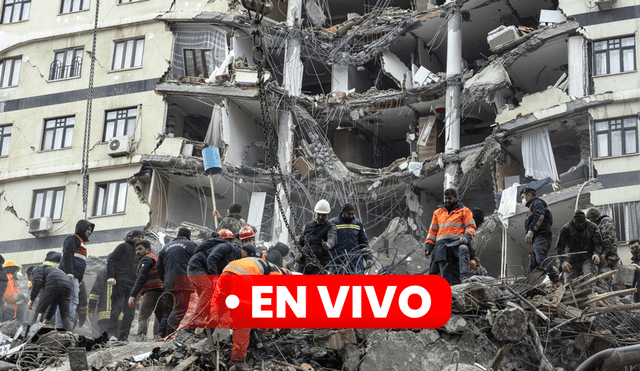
left=522, top=126, right=559, bottom=181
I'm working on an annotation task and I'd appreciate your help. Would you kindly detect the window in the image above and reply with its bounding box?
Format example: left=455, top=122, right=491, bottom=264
left=183, top=49, right=211, bottom=78
left=60, top=0, right=89, bottom=13
left=594, top=202, right=640, bottom=242
left=594, top=36, right=636, bottom=76
left=0, top=125, right=11, bottom=156
left=119, top=0, right=143, bottom=3
left=594, top=117, right=638, bottom=157
left=104, top=107, right=137, bottom=141
left=49, top=47, right=83, bottom=80
left=42, top=116, right=74, bottom=150
left=32, top=188, right=65, bottom=220
left=94, top=180, right=128, bottom=216
left=111, top=38, right=144, bottom=70
left=2, top=0, right=30, bottom=23
left=0, top=56, right=21, bottom=88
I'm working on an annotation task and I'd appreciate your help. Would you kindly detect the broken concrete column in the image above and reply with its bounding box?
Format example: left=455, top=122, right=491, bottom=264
left=491, top=307, right=528, bottom=342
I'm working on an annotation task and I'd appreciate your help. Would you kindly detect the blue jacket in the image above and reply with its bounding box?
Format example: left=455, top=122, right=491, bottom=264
left=302, top=220, right=336, bottom=266
left=206, top=242, right=242, bottom=275
left=157, top=236, right=196, bottom=291
left=329, top=215, right=371, bottom=260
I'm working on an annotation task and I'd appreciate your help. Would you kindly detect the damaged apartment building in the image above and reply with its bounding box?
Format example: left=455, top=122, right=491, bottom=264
left=0, top=0, right=639, bottom=280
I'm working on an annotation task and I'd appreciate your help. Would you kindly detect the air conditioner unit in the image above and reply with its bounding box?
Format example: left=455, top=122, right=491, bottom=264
left=595, top=0, right=616, bottom=10
left=29, top=216, right=53, bottom=237
left=107, top=136, right=131, bottom=157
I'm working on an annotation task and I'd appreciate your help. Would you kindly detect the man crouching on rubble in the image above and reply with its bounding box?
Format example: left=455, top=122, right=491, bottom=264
left=424, top=188, right=476, bottom=285
left=556, top=210, right=603, bottom=284
left=27, top=264, right=73, bottom=331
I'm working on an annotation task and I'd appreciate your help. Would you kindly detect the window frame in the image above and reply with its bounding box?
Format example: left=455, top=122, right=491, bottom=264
left=593, top=36, right=637, bottom=76
left=183, top=48, right=211, bottom=78
left=119, top=0, right=144, bottom=3
left=0, top=56, right=22, bottom=88
left=0, top=124, right=11, bottom=157
left=60, top=0, right=90, bottom=14
left=103, top=107, right=137, bottom=142
left=594, top=116, right=638, bottom=158
left=94, top=179, right=128, bottom=216
left=111, top=38, right=145, bottom=71
left=49, top=47, right=83, bottom=81
left=42, top=116, right=75, bottom=151
left=1, top=0, right=31, bottom=24
left=31, top=187, right=65, bottom=221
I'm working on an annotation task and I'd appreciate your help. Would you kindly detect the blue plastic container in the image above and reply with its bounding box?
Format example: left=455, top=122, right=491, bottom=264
left=203, top=146, right=222, bottom=175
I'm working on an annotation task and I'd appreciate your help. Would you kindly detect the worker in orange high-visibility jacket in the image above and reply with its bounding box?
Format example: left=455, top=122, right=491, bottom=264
left=424, top=188, right=476, bottom=285
left=216, top=249, right=289, bottom=371
left=2, top=260, right=22, bottom=321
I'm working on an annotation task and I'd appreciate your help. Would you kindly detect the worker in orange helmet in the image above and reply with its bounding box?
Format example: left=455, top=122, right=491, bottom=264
left=2, top=260, right=26, bottom=321
left=215, top=248, right=288, bottom=371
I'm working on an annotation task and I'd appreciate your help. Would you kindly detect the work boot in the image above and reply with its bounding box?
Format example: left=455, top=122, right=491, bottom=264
left=228, top=360, right=252, bottom=371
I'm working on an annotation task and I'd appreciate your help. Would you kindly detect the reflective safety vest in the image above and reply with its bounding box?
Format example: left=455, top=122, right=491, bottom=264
left=3, top=274, right=19, bottom=318
left=425, top=203, right=476, bottom=245
left=222, top=257, right=283, bottom=276
left=139, top=252, right=163, bottom=294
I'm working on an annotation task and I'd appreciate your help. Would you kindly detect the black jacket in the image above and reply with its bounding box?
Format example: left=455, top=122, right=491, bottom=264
left=188, top=238, right=229, bottom=276
left=525, top=197, right=553, bottom=238
left=556, top=220, right=603, bottom=265
left=329, top=215, right=370, bottom=259
left=157, top=236, right=196, bottom=291
left=30, top=264, right=72, bottom=302
left=107, top=236, right=138, bottom=289
left=206, top=241, right=242, bottom=275
left=88, top=267, right=111, bottom=322
left=59, top=219, right=95, bottom=283
left=0, top=255, right=7, bottom=307
left=130, top=253, right=162, bottom=297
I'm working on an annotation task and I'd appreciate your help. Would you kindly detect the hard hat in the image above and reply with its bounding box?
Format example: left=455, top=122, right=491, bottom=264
left=218, top=229, right=234, bottom=239
left=314, top=199, right=331, bottom=214
left=3, top=260, right=19, bottom=269
left=239, top=226, right=255, bottom=240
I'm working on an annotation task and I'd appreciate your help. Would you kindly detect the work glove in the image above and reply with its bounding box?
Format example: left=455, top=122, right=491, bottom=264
left=67, top=274, right=74, bottom=283
left=561, top=261, right=572, bottom=273
left=128, top=297, right=135, bottom=308
left=294, top=252, right=303, bottom=264
left=591, top=254, right=600, bottom=265
left=525, top=231, right=534, bottom=245
left=321, top=241, right=332, bottom=251
left=107, top=278, right=116, bottom=286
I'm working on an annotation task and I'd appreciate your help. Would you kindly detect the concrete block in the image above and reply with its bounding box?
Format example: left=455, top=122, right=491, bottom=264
left=487, top=25, right=521, bottom=51
left=491, top=307, right=528, bottom=341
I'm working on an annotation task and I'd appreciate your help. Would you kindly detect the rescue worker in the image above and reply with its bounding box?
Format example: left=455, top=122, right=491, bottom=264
left=424, top=188, right=476, bottom=285
left=586, top=208, right=620, bottom=280
left=27, top=263, right=73, bottom=331
left=128, top=240, right=166, bottom=340
left=216, top=249, right=288, bottom=370
left=629, top=239, right=640, bottom=302
left=87, top=266, right=113, bottom=336
left=218, top=203, right=248, bottom=236
left=297, top=199, right=336, bottom=275
left=2, top=260, right=23, bottom=321
left=157, top=227, right=196, bottom=337
left=556, top=210, right=602, bottom=284
left=106, top=230, right=143, bottom=341
left=521, top=188, right=558, bottom=283
left=58, top=219, right=95, bottom=328
left=238, top=226, right=257, bottom=247
left=329, top=203, right=371, bottom=275
left=0, top=255, right=7, bottom=316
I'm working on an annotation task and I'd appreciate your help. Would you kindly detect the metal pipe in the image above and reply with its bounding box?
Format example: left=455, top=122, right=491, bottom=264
left=575, top=344, right=640, bottom=371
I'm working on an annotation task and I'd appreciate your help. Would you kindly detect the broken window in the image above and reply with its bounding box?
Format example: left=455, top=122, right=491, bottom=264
left=594, top=117, right=638, bottom=157
left=593, top=36, right=636, bottom=76
left=94, top=179, right=128, bottom=216
left=111, top=38, right=145, bottom=71
left=170, top=24, right=227, bottom=80
left=0, top=56, right=21, bottom=88
left=1, top=0, right=30, bottom=23
left=60, top=0, right=89, bottom=14
left=42, top=116, right=74, bottom=150
left=49, top=47, right=83, bottom=80
left=183, top=49, right=211, bottom=78
left=0, top=124, right=10, bottom=156
left=31, top=187, right=65, bottom=220
left=595, top=201, right=640, bottom=242
left=103, top=107, right=137, bottom=142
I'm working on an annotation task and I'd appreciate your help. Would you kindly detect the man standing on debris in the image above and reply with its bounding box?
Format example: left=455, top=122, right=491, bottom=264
left=586, top=208, right=620, bottom=279
left=424, top=188, right=476, bottom=285
left=329, top=203, right=371, bottom=274
left=296, top=199, right=337, bottom=275
left=157, top=227, right=196, bottom=337
left=58, top=219, right=95, bottom=328
left=128, top=240, right=166, bottom=340
left=2, top=260, right=24, bottom=321
left=27, top=263, right=73, bottom=330
left=218, top=203, right=248, bottom=236
left=556, top=210, right=602, bottom=283
left=629, top=239, right=640, bottom=302
left=106, top=230, right=144, bottom=341
left=521, top=188, right=558, bottom=283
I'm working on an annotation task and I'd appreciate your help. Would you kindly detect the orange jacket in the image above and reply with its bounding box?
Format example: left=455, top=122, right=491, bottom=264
left=3, top=274, right=19, bottom=304
left=424, top=202, right=476, bottom=246
left=222, top=257, right=283, bottom=276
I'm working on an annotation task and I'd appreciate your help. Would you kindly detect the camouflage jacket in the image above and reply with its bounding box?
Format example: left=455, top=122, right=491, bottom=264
left=556, top=220, right=603, bottom=265
left=218, top=213, right=247, bottom=235
left=595, top=214, right=619, bottom=265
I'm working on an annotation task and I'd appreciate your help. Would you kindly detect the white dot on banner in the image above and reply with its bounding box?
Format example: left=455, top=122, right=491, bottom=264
left=226, top=295, right=239, bottom=309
